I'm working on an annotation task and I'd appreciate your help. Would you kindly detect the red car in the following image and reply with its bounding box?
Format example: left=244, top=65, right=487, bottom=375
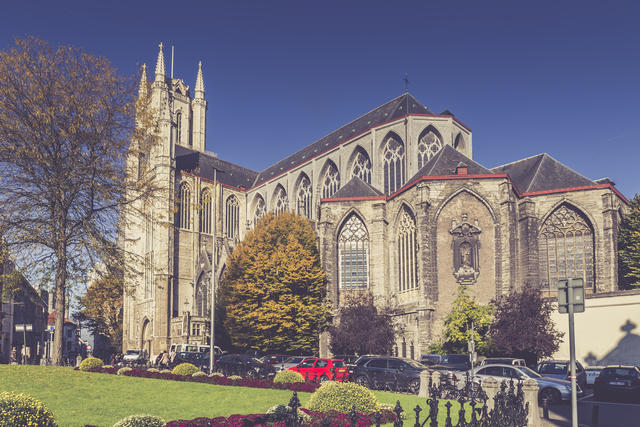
left=288, top=358, right=349, bottom=382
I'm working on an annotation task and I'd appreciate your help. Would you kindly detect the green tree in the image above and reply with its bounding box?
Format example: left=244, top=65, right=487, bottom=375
left=0, top=37, right=157, bottom=365
left=489, top=286, right=563, bottom=366
left=220, top=212, right=331, bottom=354
left=618, top=194, right=640, bottom=289
left=328, top=292, right=403, bottom=356
left=436, top=287, right=493, bottom=355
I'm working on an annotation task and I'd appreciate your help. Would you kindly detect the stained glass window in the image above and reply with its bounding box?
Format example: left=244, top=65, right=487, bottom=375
left=383, top=136, right=405, bottom=194
left=397, top=209, right=417, bottom=291
left=274, top=186, right=288, bottom=215
left=199, top=189, right=211, bottom=234
left=350, top=149, right=372, bottom=184
left=338, top=215, right=369, bottom=290
left=225, top=195, right=239, bottom=239
left=177, top=183, right=191, bottom=229
left=417, top=130, right=443, bottom=169
left=297, top=175, right=313, bottom=219
left=253, top=196, right=266, bottom=226
left=322, top=163, right=340, bottom=198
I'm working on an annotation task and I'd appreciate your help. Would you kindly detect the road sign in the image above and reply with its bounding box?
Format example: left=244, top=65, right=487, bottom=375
left=15, top=324, right=33, bottom=332
left=557, top=278, right=585, bottom=313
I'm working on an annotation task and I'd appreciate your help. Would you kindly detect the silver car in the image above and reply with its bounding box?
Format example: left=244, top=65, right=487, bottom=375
left=471, top=364, right=582, bottom=404
left=275, top=355, right=313, bottom=372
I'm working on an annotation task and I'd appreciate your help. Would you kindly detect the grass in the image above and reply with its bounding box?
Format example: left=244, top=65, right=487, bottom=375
left=0, top=365, right=470, bottom=427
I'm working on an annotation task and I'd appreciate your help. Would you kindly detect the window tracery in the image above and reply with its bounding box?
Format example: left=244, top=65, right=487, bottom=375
left=274, top=186, right=288, bottom=215
left=338, top=215, right=369, bottom=290
left=539, top=205, right=595, bottom=290
left=177, top=183, right=191, bottom=229
left=296, top=176, right=313, bottom=219
left=253, top=196, right=266, bottom=225
left=417, top=130, right=443, bottom=169
left=225, top=195, right=239, bottom=239
left=397, top=209, right=417, bottom=291
left=383, top=136, right=405, bottom=194
left=350, top=149, right=372, bottom=184
left=194, top=278, right=209, bottom=317
left=199, top=189, right=211, bottom=234
left=322, top=163, right=340, bottom=199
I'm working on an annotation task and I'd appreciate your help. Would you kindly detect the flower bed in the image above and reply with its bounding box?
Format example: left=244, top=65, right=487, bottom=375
left=165, top=407, right=397, bottom=426
left=80, top=366, right=320, bottom=393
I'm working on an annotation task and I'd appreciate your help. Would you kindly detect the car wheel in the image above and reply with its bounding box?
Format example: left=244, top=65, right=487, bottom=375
left=539, top=388, right=561, bottom=405
left=408, top=379, right=420, bottom=394
left=355, top=376, right=369, bottom=388
left=320, top=375, right=329, bottom=383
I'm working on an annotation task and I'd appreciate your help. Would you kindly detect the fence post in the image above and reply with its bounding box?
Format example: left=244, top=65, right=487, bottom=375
left=481, top=377, right=499, bottom=413
left=418, top=369, right=431, bottom=397
left=522, top=379, right=541, bottom=427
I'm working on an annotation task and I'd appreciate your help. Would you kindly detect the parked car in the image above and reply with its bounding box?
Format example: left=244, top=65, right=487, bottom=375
left=536, top=360, right=587, bottom=390
left=420, top=354, right=442, bottom=366
left=430, top=354, right=472, bottom=372
left=123, top=349, right=146, bottom=366
left=171, top=351, right=209, bottom=371
left=351, top=356, right=427, bottom=394
left=276, top=355, right=314, bottom=372
left=288, top=358, right=349, bottom=382
left=594, top=366, right=640, bottom=402
left=472, top=364, right=582, bottom=404
left=334, top=354, right=359, bottom=365
left=585, top=366, right=606, bottom=386
left=347, top=355, right=377, bottom=379
left=481, top=358, right=526, bottom=367
left=261, top=355, right=289, bottom=365
left=214, top=354, right=276, bottom=379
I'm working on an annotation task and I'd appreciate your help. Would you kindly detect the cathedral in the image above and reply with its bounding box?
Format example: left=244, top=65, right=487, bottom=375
left=122, top=45, right=629, bottom=359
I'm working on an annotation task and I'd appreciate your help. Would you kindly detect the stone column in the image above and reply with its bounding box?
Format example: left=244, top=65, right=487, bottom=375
left=522, top=379, right=542, bottom=427
left=418, top=369, right=431, bottom=397
left=481, top=377, right=499, bottom=412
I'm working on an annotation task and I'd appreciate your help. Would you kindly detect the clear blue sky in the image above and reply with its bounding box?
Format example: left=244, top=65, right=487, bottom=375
left=2, top=0, right=638, bottom=198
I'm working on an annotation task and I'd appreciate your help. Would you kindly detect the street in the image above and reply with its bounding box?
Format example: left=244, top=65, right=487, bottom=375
left=542, top=392, right=640, bottom=427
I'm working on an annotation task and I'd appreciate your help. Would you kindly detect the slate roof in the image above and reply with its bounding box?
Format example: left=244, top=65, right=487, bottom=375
left=407, top=145, right=492, bottom=182
left=329, top=176, right=384, bottom=199
left=253, top=93, right=434, bottom=187
left=491, top=153, right=595, bottom=194
left=175, top=145, right=258, bottom=189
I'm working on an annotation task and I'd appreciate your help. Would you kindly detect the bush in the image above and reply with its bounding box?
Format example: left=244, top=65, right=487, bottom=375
left=228, top=375, right=242, bottom=380
left=208, top=372, right=224, bottom=377
left=273, top=370, right=305, bottom=384
left=117, top=367, right=132, bottom=376
left=103, top=365, right=114, bottom=369
left=160, top=369, right=172, bottom=374
left=113, top=414, right=165, bottom=427
left=146, top=368, right=159, bottom=373
left=306, top=381, right=379, bottom=414
left=79, top=357, right=104, bottom=372
left=192, top=371, right=206, bottom=378
left=172, top=363, right=199, bottom=376
left=0, top=391, right=57, bottom=427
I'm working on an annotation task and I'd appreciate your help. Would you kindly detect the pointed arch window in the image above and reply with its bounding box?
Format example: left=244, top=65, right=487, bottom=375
left=225, top=195, right=240, bottom=239
left=322, top=163, right=340, bottom=198
left=297, top=175, right=313, bottom=219
left=539, top=204, right=595, bottom=291
left=274, top=186, right=288, bottom=215
left=338, top=215, right=369, bottom=290
left=350, top=149, right=372, bottom=184
left=254, top=196, right=266, bottom=226
left=177, top=183, right=191, bottom=229
left=176, top=111, right=182, bottom=145
left=417, top=129, right=443, bottom=169
left=383, top=135, right=405, bottom=194
left=199, top=189, right=212, bottom=234
left=397, top=208, right=417, bottom=291
left=194, top=277, right=209, bottom=317
left=454, top=133, right=466, bottom=151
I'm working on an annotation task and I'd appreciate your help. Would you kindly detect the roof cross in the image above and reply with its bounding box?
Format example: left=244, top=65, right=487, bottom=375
left=403, top=73, right=409, bottom=93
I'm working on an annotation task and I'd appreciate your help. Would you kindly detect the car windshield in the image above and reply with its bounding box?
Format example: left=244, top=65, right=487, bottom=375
left=332, top=360, right=345, bottom=367
left=442, top=355, right=468, bottom=364
left=518, top=367, right=542, bottom=378
left=125, top=350, right=139, bottom=355
left=601, top=368, right=637, bottom=378
left=286, top=357, right=305, bottom=364
left=539, top=362, right=568, bottom=375
left=406, top=359, right=426, bottom=369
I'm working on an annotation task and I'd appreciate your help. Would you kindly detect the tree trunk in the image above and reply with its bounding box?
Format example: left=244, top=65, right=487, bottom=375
left=51, top=248, right=67, bottom=366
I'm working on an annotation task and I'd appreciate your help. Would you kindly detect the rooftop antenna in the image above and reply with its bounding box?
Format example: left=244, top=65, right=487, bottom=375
left=171, top=45, right=174, bottom=78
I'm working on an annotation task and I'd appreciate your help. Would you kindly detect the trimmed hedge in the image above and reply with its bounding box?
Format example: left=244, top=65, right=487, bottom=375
left=172, top=363, right=200, bottom=376
left=306, top=381, right=380, bottom=414
left=79, top=357, right=104, bottom=372
left=0, top=391, right=57, bottom=427
left=273, top=370, right=305, bottom=384
left=113, top=414, right=165, bottom=427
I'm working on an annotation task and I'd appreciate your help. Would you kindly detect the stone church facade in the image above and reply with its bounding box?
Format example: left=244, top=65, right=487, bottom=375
left=122, top=45, right=629, bottom=359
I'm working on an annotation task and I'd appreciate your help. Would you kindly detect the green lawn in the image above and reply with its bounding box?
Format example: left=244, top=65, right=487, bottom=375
left=0, top=365, right=466, bottom=427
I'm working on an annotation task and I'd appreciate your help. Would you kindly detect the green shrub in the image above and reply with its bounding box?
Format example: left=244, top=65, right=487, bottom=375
left=192, top=371, right=206, bottom=378
left=117, top=367, right=132, bottom=376
left=103, top=365, right=114, bottom=368
left=273, top=370, right=305, bottom=384
left=146, top=368, right=159, bottom=373
left=113, top=414, right=165, bottom=427
left=79, top=357, right=104, bottom=371
left=0, top=391, right=57, bottom=427
left=228, top=375, right=242, bottom=380
left=306, top=381, right=379, bottom=414
left=171, top=363, right=199, bottom=376
left=209, top=372, right=224, bottom=377
left=160, top=369, right=172, bottom=374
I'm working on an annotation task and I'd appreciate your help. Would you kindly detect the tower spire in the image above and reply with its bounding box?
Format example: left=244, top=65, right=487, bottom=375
left=195, top=61, right=205, bottom=98
left=138, top=63, right=148, bottom=97
left=154, top=42, right=166, bottom=82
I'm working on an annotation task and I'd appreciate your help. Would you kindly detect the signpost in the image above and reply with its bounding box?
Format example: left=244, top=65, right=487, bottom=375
left=557, top=278, right=585, bottom=427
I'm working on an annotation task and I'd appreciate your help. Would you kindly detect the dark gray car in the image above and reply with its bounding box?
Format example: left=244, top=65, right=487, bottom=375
left=536, top=360, right=587, bottom=390
left=352, top=356, right=426, bottom=394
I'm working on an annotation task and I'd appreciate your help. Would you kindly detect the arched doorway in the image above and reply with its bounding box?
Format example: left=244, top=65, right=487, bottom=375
left=140, top=319, right=151, bottom=357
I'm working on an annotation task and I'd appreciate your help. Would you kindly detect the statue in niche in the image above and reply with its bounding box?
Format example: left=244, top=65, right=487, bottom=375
left=450, top=213, right=481, bottom=285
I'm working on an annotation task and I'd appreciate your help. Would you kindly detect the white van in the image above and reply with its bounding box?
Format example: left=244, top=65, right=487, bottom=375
left=169, top=343, right=223, bottom=354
